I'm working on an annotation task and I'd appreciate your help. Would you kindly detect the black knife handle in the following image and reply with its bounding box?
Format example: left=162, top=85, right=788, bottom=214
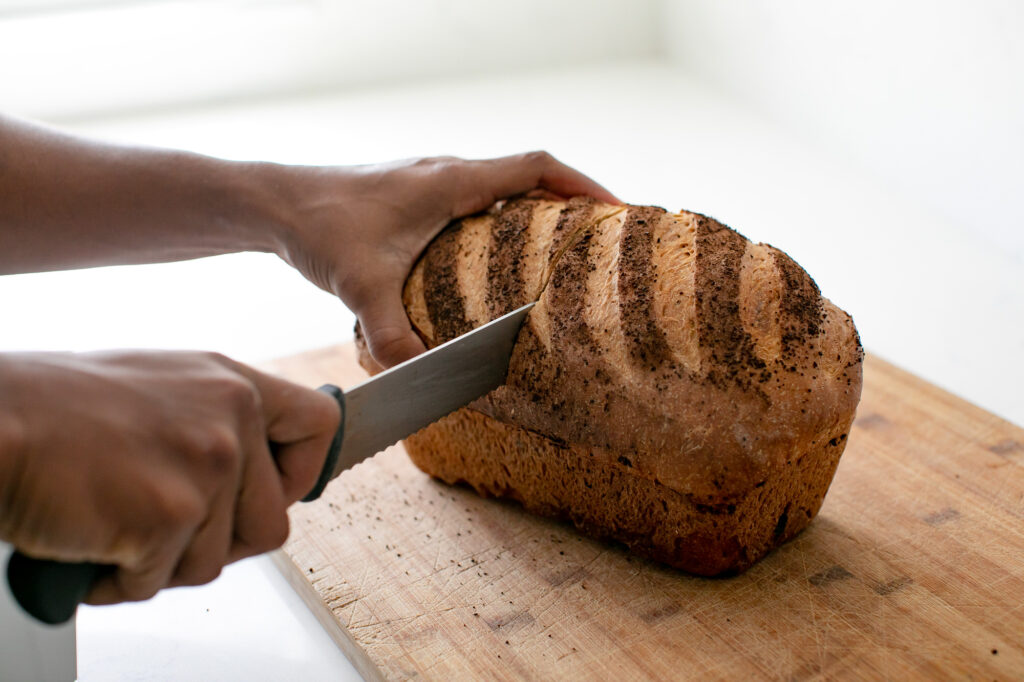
left=302, top=384, right=346, bottom=502
left=6, top=384, right=347, bottom=625
left=6, top=553, right=110, bottom=625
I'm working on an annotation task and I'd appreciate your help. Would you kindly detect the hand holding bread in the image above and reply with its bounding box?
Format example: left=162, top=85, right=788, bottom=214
left=269, top=152, right=618, bottom=369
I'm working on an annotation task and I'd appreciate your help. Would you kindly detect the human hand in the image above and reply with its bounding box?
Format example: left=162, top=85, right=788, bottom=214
left=0, top=350, right=338, bottom=605
left=264, top=152, right=618, bottom=368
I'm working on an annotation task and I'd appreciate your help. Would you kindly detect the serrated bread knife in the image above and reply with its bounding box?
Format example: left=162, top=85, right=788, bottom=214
left=7, top=302, right=535, bottom=625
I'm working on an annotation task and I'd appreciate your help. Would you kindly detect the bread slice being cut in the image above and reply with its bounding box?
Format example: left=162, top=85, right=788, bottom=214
left=356, top=196, right=863, bottom=575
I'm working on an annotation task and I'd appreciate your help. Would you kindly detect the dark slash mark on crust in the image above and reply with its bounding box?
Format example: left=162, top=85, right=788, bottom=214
left=423, top=221, right=473, bottom=343
left=693, top=215, right=767, bottom=390
left=618, top=206, right=674, bottom=370
left=487, top=200, right=535, bottom=317
left=771, top=247, right=823, bottom=357
left=548, top=196, right=596, bottom=263
left=547, top=201, right=599, bottom=353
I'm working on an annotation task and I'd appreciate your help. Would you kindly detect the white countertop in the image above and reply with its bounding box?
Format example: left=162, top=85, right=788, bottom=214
left=2, top=61, right=1021, bottom=680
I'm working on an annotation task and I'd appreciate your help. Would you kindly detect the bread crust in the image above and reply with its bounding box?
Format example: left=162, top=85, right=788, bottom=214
left=359, top=197, right=863, bottom=574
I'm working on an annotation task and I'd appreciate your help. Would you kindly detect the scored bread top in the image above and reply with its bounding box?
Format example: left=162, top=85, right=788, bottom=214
left=397, top=197, right=863, bottom=500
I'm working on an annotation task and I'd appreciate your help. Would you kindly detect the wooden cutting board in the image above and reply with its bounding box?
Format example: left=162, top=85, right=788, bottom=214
left=265, top=346, right=1024, bottom=681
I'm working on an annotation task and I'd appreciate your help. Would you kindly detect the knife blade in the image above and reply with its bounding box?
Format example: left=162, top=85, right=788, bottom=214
left=301, top=301, right=535, bottom=500
left=7, top=302, right=534, bottom=625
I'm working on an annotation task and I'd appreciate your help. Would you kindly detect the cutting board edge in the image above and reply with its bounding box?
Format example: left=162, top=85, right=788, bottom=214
left=269, top=549, right=385, bottom=682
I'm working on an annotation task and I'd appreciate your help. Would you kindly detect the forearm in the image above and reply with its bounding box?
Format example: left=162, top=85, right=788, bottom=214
left=0, top=114, right=287, bottom=274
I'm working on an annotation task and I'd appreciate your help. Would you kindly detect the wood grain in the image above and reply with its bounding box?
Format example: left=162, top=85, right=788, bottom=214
left=265, top=346, right=1024, bottom=681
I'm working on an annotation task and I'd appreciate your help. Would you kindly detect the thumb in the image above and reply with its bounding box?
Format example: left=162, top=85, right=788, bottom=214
left=358, top=298, right=427, bottom=369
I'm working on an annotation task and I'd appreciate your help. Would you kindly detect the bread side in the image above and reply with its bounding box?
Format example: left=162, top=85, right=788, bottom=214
left=402, top=407, right=852, bottom=575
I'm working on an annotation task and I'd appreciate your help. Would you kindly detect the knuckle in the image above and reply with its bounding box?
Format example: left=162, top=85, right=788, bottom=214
left=370, top=334, right=412, bottom=369
left=183, top=424, right=243, bottom=475
left=417, top=154, right=458, bottom=167
left=201, top=350, right=233, bottom=368
left=206, top=426, right=243, bottom=472
left=223, top=377, right=261, bottom=415
left=366, top=323, right=402, bottom=349
left=524, top=149, right=554, bottom=165
left=202, top=357, right=260, bottom=408
left=114, top=558, right=171, bottom=602
left=150, top=485, right=205, bottom=532
left=104, top=529, right=149, bottom=569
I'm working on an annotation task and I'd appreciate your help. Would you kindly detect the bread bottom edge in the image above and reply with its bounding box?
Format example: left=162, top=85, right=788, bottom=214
left=403, top=408, right=850, bottom=576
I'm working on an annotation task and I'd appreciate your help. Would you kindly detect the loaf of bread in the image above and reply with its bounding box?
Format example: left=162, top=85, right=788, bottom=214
left=356, top=197, right=863, bottom=575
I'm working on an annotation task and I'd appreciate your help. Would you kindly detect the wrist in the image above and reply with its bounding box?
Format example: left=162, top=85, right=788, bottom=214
left=196, top=157, right=291, bottom=256
left=239, top=161, right=358, bottom=268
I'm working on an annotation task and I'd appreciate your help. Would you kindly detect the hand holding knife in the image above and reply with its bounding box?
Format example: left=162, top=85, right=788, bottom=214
left=7, top=303, right=534, bottom=625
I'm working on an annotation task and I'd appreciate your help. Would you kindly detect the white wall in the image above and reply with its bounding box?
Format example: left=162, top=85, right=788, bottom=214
left=1, top=0, right=659, bottom=122
left=661, top=0, right=1024, bottom=263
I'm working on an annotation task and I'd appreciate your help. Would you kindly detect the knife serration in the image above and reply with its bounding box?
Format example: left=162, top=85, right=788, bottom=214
left=329, top=302, right=534, bottom=479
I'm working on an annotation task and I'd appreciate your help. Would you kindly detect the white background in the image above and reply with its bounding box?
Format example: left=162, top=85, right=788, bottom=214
left=0, top=1, right=1021, bottom=680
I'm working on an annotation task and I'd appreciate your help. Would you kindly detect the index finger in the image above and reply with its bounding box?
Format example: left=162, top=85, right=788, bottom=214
left=452, top=151, right=620, bottom=218
left=230, top=362, right=341, bottom=503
